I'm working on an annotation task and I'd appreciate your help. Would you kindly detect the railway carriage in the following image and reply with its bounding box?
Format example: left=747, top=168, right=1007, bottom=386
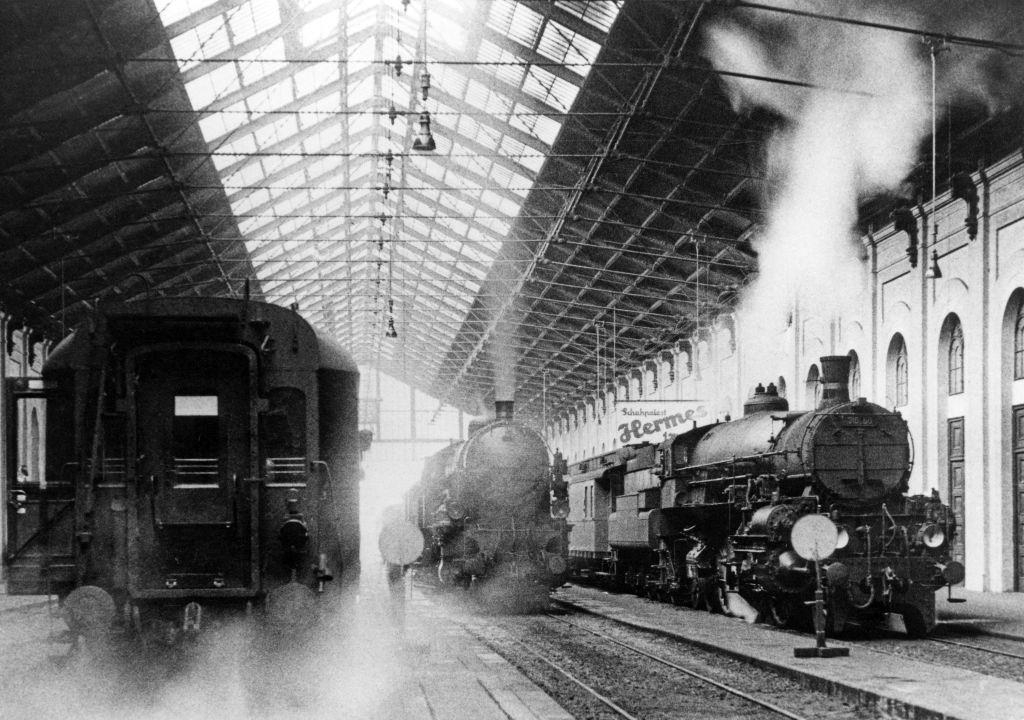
left=4, top=297, right=362, bottom=640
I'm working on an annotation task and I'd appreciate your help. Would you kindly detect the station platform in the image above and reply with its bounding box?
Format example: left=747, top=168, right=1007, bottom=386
left=0, top=578, right=572, bottom=720
left=555, top=584, right=1024, bottom=720
left=4, top=580, right=1024, bottom=720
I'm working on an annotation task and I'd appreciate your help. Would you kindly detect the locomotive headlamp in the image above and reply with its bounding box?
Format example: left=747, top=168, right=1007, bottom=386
left=280, top=517, right=309, bottom=551
left=918, top=523, right=946, bottom=549
left=835, top=525, right=851, bottom=550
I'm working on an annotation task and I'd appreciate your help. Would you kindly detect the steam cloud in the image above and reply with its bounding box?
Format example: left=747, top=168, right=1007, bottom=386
left=702, top=0, right=1024, bottom=352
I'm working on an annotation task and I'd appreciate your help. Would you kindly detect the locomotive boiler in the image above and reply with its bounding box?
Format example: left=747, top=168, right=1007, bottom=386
left=4, top=297, right=362, bottom=641
left=407, top=401, right=569, bottom=608
left=569, top=356, right=963, bottom=636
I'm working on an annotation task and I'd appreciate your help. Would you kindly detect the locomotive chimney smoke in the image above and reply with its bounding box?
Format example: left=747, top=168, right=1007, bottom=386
left=818, top=355, right=852, bottom=409
left=495, top=400, right=514, bottom=421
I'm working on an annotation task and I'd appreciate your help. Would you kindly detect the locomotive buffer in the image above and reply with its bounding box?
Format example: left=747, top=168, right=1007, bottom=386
left=791, top=515, right=850, bottom=659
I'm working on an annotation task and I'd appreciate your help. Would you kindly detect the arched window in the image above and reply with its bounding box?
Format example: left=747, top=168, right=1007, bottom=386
left=886, top=334, right=909, bottom=408
left=895, top=343, right=909, bottom=407
left=777, top=376, right=787, bottom=398
left=948, top=323, right=964, bottom=395
left=805, top=364, right=821, bottom=407
left=848, top=350, right=861, bottom=399
left=1016, top=304, right=1024, bottom=380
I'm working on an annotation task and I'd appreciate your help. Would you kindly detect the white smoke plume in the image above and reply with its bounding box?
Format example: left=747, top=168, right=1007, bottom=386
left=703, top=0, right=1024, bottom=354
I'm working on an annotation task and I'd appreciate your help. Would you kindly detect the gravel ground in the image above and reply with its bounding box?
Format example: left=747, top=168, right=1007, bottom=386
left=459, top=609, right=890, bottom=720
left=839, top=628, right=1024, bottom=684
left=558, top=583, right=1024, bottom=686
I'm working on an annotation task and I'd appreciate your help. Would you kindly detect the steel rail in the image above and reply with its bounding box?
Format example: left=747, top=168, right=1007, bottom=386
left=545, top=612, right=811, bottom=720
left=927, top=637, right=1024, bottom=661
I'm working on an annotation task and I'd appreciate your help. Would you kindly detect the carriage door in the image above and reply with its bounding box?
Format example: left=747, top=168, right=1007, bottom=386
left=947, top=417, right=965, bottom=567
left=128, top=347, right=256, bottom=594
left=4, top=380, right=75, bottom=595
left=1014, top=406, right=1024, bottom=590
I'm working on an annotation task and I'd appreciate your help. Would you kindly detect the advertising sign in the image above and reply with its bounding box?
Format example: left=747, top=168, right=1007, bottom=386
left=614, top=400, right=709, bottom=445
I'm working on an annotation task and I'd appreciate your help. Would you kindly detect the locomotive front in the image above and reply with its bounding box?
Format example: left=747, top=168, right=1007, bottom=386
left=654, top=355, right=962, bottom=635
left=408, top=401, right=569, bottom=604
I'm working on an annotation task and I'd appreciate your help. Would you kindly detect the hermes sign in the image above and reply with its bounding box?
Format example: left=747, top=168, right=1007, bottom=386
left=614, top=401, right=709, bottom=444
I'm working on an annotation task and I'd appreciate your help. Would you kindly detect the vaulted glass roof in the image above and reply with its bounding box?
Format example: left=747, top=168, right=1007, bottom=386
left=156, top=0, right=622, bottom=379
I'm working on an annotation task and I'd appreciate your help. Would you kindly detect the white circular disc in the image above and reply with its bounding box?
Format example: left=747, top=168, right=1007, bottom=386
left=378, top=520, right=425, bottom=565
left=790, top=514, right=839, bottom=561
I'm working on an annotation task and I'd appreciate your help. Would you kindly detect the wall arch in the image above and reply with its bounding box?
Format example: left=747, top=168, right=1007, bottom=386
left=886, top=333, right=909, bottom=409
left=1001, top=288, right=1024, bottom=590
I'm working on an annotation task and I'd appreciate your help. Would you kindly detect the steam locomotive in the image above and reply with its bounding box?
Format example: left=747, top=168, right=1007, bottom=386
left=406, top=401, right=570, bottom=608
left=567, top=356, right=964, bottom=636
left=4, top=297, right=362, bottom=641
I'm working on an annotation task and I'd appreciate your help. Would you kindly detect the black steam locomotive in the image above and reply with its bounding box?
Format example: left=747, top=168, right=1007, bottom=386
left=4, top=297, right=362, bottom=640
left=406, top=401, right=570, bottom=608
left=568, top=356, right=963, bottom=636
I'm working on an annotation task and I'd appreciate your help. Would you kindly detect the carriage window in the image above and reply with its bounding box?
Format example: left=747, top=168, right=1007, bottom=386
left=15, top=397, right=46, bottom=486
left=261, top=388, right=307, bottom=482
left=173, top=394, right=219, bottom=485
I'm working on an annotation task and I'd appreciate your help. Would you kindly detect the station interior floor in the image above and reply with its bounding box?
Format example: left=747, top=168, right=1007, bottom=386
left=2, top=573, right=1024, bottom=720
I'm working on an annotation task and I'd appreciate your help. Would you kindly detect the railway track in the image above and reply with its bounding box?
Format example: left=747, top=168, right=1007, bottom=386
left=454, top=607, right=886, bottom=720
left=542, top=612, right=811, bottom=720
left=558, top=584, right=1024, bottom=687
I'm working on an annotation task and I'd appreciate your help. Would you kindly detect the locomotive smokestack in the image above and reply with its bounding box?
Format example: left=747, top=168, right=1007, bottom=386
left=818, top=355, right=851, bottom=409
left=495, top=400, right=514, bottom=421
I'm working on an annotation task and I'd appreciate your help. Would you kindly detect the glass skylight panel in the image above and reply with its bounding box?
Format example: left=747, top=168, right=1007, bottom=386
left=228, top=162, right=266, bottom=189
left=499, top=135, right=542, bottom=172
left=348, top=74, right=375, bottom=106
left=300, top=9, right=338, bottom=47
left=348, top=113, right=372, bottom=136
left=157, top=0, right=219, bottom=27
left=477, top=39, right=526, bottom=88
left=229, top=0, right=280, bottom=45
left=554, top=1, right=622, bottom=32
left=294, top=60, right=340, bottom=96
left=302, top=123, right=342, bottom=154
left=428, top=11, right=467, bottom=53
left=476, top=216, right=511, bottom=236
left=198, top=112, right=231, bottom=141
left=305, top=156, right=334, bottom=181
left=433, top=66, right=468, bottom=99
left=239, top=39, right=286, bottom=84
left=218, top=132, right=258, bottom=157
left=537, top=22, right=601, bottom=75
left=487, top=0, right=542, bottom=48
left=171, top=15, right=230, bottom=72
left=509, top=105, right=560, bottom=145
left=522, top=65, right=578, bottom=110
left=185, top=62, right=239, bottom=109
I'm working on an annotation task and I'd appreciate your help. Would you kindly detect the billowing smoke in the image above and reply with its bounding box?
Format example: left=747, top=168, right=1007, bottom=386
left=702, top=1, right=1024, bottom=351
left=492, top=313, right=517, bottom=403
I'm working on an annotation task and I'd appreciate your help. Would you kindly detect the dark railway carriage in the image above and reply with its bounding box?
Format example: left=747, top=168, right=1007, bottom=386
left=407, top=401, right=569, bottom=607
left=567, top=356, right=964, bottom=637
left=4, top=297, right=361, bottom=638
